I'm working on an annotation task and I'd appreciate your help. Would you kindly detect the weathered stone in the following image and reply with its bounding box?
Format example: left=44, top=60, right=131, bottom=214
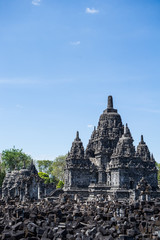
left=126, top=229, right=136, bottom=237
left=11, top=230, right=25, bottom=240
left=2, top=162, right=55, bottom=201
left=1, top=197, right=160, bottom=239
left=27, top=222, right=38, bottom=234
left=12, top=222, right=23, bottom=231
left=99, top=226, right=108, bottom=236
left=118, top=235, right=135, bottom=240
left=64, top=96, right=159, bottom=201
left=36, top=227, right=45, bottom=237
left=2, top=231, right=11, bottom=240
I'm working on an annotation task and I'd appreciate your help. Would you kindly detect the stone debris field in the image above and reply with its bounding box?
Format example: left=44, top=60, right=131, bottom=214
left=0, top=194, right=160, bottom=240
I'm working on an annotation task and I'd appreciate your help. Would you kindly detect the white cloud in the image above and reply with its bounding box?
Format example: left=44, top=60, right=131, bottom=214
left=70, top=41, right=81, bottom=46
left=88, top=124, right=94, bottom=128
left=32, top=0, right=41, bottom=6
left=86, top=8, right=99, bottom=14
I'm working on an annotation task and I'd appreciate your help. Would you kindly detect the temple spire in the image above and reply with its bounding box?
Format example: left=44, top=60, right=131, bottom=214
left=151, top=153, right=154, bottom=161
left=107, top=95, right=113, bottom=109
left=124, top=123, right=128, bottom=135
left=112, top=123, right=135, bottom=157
left=76, top=131, right=80, bottom=141
left=141, top=135, right=144, bottom=143
left=23, top=159, right=26, bottom=169
left=67, top=131, right=84, bottom=160
left=137, top=135, right=150, bottom=161
left=29, top=159, right=38, bottom=174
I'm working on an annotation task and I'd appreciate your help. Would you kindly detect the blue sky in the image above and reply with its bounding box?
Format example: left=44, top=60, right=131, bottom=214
left=0, top=0, right=160, bottom=161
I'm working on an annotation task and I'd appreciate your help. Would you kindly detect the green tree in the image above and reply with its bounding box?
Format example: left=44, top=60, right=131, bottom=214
left=37, top=160, right=53, bottom=175
left=51, top=155, right=67, bottom=181
left=49, top=175, right=59, bottom=185
left=156, top=162, right=160, bottom=185
left=2, top=146, right=32, bottom=171
left=38, top=172, right=59, bottom=184
left=56, top=180, right=64, bottom=189
left=0, top=163, right=5, bottom=187
left=38, top=172, right=50, bottom=184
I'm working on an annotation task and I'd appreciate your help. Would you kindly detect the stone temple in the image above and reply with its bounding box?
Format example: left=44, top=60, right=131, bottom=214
left=64, top=96, right=159, bottom=200
left=2, top=161, right=55, bottom=201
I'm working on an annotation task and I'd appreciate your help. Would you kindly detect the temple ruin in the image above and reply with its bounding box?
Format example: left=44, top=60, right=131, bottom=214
left=64, top=96, right=159, bottom=200
left=2, top=161, right=55, bottom=201
left=1, top=95, right=159, bottom=202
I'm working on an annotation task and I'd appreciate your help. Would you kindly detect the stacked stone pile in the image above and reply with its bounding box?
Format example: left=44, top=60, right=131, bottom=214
left=0, top=195, right=160, bottom=239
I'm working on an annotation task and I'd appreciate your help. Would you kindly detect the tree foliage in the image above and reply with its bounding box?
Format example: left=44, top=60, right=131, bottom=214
left=156, top=162, right=160, bottom=185
left=38, top=172, right=59, bottom=184
left=50, top=175, right=59, bottom=185
left=38, top=172, right=50, bottom=184
left=37, top=160, right=53, bottom=175
left=37, top=157, right=66, bottom=184
left=56, top=180, right=64, bottom=189
left=0, top=163, right=5, bottom=187
left=51, top=155, right=66, bottom=182
left=2, top=146, right=32, bottom=171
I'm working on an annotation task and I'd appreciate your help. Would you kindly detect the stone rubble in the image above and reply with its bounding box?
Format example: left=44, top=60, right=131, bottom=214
left=0, top=194, right=160, bottom=240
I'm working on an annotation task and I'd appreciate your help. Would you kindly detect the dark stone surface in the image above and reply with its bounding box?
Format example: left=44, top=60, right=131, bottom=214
left=0, top=195, right=160, bottom=239
left=2, top=162, right=55, bottom=201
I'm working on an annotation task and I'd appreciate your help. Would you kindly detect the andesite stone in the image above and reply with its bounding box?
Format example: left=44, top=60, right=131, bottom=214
left=64, top=96, right=159, bottom=201
left=2, top=161, right=55, bottom=201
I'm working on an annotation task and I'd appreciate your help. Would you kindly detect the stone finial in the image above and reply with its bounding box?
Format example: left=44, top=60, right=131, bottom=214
left=23, top=159, right=26, bottom=169
left=124, top=123, right=131, bottom=137
left=141, top=135, right=144, bottom=143
left=107, top=95, right=113, bottom=109
left=30, top=160, right=38, bottom=174
left=76, top=131, right=80, bottom=141
left=137, top=135, right=150, bottom=161
left=151, top=153, right=154, bottom=161
left=124, top=123, right=129, bottom=135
